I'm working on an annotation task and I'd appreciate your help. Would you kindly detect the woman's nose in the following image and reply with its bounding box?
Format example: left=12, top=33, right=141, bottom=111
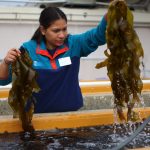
left=58, top=31, right=66, bottom=38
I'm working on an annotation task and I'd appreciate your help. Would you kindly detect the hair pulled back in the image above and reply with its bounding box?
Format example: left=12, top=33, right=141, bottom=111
left=31, top=7, right=67, bottom=43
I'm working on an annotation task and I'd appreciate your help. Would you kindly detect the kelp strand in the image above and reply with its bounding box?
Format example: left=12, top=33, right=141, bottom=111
left=8, top=48, right=40, bottom=132
left=96, top=0, right=144, bottom=122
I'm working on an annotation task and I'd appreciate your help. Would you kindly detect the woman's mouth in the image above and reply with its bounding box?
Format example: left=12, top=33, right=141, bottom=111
left=56, top=40, right=64, bottom=45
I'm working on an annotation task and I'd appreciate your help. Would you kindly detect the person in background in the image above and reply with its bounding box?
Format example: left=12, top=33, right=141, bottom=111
left=0, top=7, right=107, bottom=113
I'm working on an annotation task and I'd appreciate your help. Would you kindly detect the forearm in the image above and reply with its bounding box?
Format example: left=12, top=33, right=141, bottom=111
left=0, top=60, right=10, bottom=79
left=95, top=15, right=107, bottom=45
left=71, top=15, right=107, bottom=57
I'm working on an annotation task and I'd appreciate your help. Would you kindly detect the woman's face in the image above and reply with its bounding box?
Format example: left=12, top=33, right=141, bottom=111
left=40, top=19, right=68, bottom=49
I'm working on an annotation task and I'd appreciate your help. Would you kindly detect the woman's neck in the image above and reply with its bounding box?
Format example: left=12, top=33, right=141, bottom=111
left=46, top=42, right=56, bottom=50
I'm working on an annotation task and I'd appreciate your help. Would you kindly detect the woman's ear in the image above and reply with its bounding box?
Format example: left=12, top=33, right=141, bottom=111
left=40, top=25, right=46, bottom=36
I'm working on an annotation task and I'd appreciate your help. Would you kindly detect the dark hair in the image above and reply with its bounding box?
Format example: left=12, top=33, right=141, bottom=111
left=31, top=7, right=67, bottom=43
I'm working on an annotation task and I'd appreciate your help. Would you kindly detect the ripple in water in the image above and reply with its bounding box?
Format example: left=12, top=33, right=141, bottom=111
left=0, top=122, right=150, bottom=150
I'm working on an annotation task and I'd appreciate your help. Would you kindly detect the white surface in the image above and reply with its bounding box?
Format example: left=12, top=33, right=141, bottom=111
left=1, top=80, right=150, bottom=89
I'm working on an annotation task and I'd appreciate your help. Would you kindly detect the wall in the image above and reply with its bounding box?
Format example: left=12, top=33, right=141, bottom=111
left=0, top=7, right=150, bottom=80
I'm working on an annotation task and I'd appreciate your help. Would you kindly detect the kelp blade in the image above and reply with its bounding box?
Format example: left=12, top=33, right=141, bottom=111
left=8, top=49, right=40, bottom=132
left=96, top=0, right=144, bottom=122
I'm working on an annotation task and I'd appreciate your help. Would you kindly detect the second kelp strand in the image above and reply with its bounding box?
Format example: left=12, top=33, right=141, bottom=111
left=8, top=48, right=40, bottom=132
left=95, top=0, right=144, bottom=121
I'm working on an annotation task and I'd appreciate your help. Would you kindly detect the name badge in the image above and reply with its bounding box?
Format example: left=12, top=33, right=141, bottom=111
left=58, top=57, right=72, bottom=67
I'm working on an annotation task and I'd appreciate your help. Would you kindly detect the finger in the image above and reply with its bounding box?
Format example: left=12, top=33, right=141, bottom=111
left=15, top=49, right=21, bottom=56
left=4, top=57, right=15, bottom=65
left=8, top=58, right=15, bottom=63
left=14, top=49, right=21, bottom=57
left=9, top=49, right=20, bottom=57
left=9, top=48, right=17, bottom=52
left=9, top=54, right=18, bottom=61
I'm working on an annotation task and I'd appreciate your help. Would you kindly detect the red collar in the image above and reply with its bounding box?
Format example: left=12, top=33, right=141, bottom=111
left=36, top=45, right=69, bottom=60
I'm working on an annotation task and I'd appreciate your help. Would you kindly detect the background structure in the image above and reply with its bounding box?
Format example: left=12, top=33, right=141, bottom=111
left=0, top=0, right=150, bottom=80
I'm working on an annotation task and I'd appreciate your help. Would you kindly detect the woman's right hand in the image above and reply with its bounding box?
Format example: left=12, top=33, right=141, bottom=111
left=3, top=48, right=21, bottom=65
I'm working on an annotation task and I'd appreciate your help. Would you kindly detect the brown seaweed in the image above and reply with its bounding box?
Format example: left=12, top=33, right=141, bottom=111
left=8, top=49, right=40, bottom=132
left=96, top=0, right=144, bottom=122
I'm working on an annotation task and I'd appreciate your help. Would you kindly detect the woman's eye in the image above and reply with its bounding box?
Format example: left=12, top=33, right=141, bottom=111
left=53, top=29, right=60, bottom=33
left=52, top=28, right=67, bottom=33
left=63, top=28, right=67, bottom=32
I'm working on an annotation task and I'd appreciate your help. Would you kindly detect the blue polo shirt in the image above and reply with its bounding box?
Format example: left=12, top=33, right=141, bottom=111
left=0, top=16, right=107, bottom=113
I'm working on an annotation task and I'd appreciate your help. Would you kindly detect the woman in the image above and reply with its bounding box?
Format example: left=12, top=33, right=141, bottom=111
left=0, top=7, right=107, bottom=113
